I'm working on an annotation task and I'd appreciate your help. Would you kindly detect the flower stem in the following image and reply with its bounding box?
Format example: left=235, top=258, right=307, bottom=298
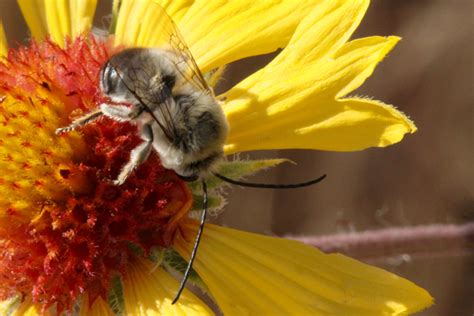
left=288, top=223, right=474, bottom=264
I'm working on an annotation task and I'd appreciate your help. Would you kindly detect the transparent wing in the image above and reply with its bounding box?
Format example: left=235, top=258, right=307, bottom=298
left=108, top=56, right=179, bottom=142
left=114, top=0, right=212, bottom=94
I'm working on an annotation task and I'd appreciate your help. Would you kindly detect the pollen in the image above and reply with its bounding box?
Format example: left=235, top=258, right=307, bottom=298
left=0, top=37, right=192, bottom=312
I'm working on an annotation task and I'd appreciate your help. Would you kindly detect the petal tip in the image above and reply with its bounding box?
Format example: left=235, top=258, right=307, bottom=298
left=385, top=36, right=402, bottom=54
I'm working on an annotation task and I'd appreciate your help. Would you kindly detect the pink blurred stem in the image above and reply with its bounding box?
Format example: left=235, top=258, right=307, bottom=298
left=287, top=223, right=474, bottom=264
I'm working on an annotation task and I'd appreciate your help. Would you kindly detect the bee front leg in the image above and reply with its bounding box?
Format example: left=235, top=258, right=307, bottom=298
left=114, top=124, right=153, bottom=185
left=55, top=109, right=103, bottom=134
left=100, top=103, right=141, bottom=122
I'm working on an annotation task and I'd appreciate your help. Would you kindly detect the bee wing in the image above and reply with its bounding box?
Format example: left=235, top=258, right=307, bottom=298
left=157, top=6, right=212, bottom=94
left=110, top=2, right=212, bottom=142
left=111, top=58, right=179, bottom=142
left=115, top=1, right=212, bottom=94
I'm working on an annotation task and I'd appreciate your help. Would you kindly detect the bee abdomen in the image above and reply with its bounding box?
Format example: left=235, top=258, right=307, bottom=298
left=183, top=151, right=223, bottom=178
left=173, top=96, right=222, bottom=154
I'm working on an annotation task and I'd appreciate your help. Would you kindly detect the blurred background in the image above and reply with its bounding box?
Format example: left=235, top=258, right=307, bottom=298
left=1, top=1, right=472, bottom=315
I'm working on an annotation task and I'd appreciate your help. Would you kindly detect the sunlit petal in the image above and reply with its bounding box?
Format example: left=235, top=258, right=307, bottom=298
left=17, top=0, right=48, bottom=40
left=114, top=0, right=168, bottom=47
left=114, top=0, right=324, bottom=72
left=156, top=0, right=195, bottom=22
left=222, top=5, right=413, bottom=153
left=180, top=0, right=324, bottom=72
left=17, top=0, right=97, bottom=45
left=44, top=0, right=71, bottom=43
left=11, top=297, right=51, bottom=316
left=69, top=0, right=98, bottom=38
left=122, top=257, right=213, bottom=316
left=175, top=222, right=433, bottom=315
left=0, top=22, right=7, bottom=57
left=79, top=296, right=114, bottom=316
left=0, top=297, right=19, bottom=315
left=224, top=94, right=416, bottom=153
left=273, top=0, right=369, bottom=65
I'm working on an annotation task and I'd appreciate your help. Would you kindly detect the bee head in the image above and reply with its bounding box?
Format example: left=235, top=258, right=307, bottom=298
left=99, top=48, right=150, bottom=105
left=99, top=48, right=178, bottom=108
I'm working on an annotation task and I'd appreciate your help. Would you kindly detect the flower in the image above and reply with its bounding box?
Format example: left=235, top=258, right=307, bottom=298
left=0, top=0, right=432, bottom=315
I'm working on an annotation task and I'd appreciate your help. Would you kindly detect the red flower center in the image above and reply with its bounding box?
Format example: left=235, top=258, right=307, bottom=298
left=0, top=37, right=192, bottom=312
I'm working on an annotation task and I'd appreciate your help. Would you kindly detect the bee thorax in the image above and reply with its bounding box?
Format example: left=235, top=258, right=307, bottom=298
left=97, top=47, right=229, bottom=183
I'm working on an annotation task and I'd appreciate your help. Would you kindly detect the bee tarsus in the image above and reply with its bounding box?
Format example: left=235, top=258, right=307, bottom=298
left=55, top=109, right=102, bottom=135
left=100, top=103, right=142, bottom=121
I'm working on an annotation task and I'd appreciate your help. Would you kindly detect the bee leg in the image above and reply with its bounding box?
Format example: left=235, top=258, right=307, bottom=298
left=113, top=124, right=153, bottom=186
left=172, top=180, right=207, bottom=304
left=55, top=109, right=103, bottom=134
left=100, top=103, right=140, bottom=122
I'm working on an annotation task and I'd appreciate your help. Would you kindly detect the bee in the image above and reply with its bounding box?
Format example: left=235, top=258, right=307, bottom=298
left=55, top=4, right=229, bottom=303
left=56, top=3, right=325, bottom=304
left=91, top=47, right=227, bottom=184
left=58, top=44, right=227, bottom=185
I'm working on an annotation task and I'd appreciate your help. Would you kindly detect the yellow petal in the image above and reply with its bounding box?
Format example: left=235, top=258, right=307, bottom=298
left=114, top=0, right=168, bottom=48
left=17, top=0, right=97, bottom=45
left=294, top=97, right=416, bottom=150
left=122, top=257, right=214, bottom=316
left=222, top=12, right=413, bottom=153
left=155, top=0, right=195, bottom=22
left=0, top=297, right=19, bottom=315
left=13, top=305, right=41, bottom=316
left=12, top=297, right=51, bottom=316
left=69, top=0, right=98, bottom=38
left=44, top=0, right=71, bottom=44
left=113, top=0, right=192, bottom=48
left=79, top=296, right=114, bottom=316
left=272, top=0, right=369, bottom=65
left=113, top=0, right=193, bottom=29
left=17, top=0, right=48, bottom=40
left=175, top=222, right=433, bottom=316
left=225, top=95, right=416, bottom=153
left=0, top=22, right=7, bottom=57
left=115, top=0, right=324, bottom=72
left=332, top=36, right=401, bottom=98
left=179, top=0, right=324, bottom=72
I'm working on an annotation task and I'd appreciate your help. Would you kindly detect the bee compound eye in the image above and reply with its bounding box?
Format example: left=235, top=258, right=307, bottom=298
left=100, top=62, right=121, bottom=95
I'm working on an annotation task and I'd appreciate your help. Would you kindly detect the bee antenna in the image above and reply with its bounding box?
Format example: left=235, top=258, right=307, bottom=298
left=213, top=173, right=327, bottom=189
left=172, top=180, right=208, bottom=304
